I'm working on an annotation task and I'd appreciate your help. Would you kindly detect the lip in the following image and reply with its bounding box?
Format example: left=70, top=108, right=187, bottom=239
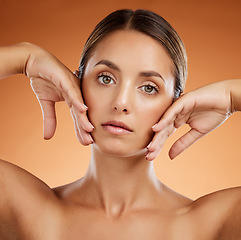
left=101, top=120, right=133, bottom=135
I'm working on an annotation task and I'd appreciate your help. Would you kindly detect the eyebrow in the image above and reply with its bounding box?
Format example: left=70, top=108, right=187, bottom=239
left=94, top=60, right=120, bottom=71
left=94, top=59, right=165, bottom=83
left=139, top=71, right=165, bottom=83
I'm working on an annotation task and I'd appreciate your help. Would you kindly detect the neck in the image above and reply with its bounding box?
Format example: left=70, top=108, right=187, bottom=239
left=80, top=144, right=163, bottom=218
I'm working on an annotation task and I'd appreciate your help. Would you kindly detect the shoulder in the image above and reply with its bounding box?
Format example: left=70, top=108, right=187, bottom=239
left=0, top=159, right=56, bottom=201
left=190, top=187, right=241, bottom=239
left=0, top=159, right=61, bottom=238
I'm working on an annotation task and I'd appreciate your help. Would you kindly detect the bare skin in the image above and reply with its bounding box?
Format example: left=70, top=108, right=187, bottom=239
left=0, top=159, right=240, bottom=239
left=0, top=32, right=241, bottom=239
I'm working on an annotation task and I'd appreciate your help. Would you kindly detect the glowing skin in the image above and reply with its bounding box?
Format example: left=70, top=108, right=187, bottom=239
left=1, top=32, right=241, bottom=240
left=82, top=30, right=175, bottom=158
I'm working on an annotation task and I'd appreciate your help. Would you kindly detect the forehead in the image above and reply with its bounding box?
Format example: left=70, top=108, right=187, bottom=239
left=85, top=30, right=174, bottom=81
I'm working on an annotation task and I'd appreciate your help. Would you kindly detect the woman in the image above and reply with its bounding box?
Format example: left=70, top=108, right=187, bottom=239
left=0, top=9, right=240, bottom=239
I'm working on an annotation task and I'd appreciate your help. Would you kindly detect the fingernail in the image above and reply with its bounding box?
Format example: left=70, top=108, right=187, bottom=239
left=83, top=104, right=88, bottom=110
left=147, top=142, right=152, bottom=150
left=90, top=123, right=95, bottom=130
left=152, top=124, right=157, bottom=129
left=90, top=135, right=94, bottom=143
left=145, top=150, right=150, bottom=160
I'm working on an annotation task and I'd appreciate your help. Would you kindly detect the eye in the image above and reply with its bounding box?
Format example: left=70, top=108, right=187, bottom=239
left=139, top=84, right=159, bottom=95
left=97, top=73, right=115, bottom=85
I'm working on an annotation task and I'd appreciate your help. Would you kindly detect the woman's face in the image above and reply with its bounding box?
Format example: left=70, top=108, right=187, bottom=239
left=82, top=30, right=174, bottom=157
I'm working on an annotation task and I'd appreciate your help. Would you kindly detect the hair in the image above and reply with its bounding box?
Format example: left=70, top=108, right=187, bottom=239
left=78, top=9, right=187, bottom=99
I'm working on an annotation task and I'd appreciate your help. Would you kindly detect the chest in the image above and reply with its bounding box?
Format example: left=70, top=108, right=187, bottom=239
left=55, top=209, right=216, bottom=240
left=16, top=207, right=219, bottom=240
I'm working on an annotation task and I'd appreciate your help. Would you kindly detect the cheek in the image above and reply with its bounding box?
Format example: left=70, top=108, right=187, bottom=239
left=82, top=90, right=99, bottom=124
left=137, top=97, right=172, bottom=141
left=138, top=96, right=172, bottom=126
left=82, top=82, right=109, bottom=126
left=82, top=81, right=96, bottom=123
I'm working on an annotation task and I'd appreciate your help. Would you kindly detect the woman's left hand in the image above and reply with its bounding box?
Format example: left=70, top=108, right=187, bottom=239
left=146, top=80, right=233, bottom=161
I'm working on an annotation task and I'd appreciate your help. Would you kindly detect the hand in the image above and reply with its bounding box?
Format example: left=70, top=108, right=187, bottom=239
left=146, top=81, right=232, bottom=160
left=25, top=43, right=94, bottom=145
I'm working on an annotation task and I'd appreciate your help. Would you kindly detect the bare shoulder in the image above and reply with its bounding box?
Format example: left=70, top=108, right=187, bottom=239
left=190, top=187, right=241, bottom=239
left=0, top=159, right=57, bottom=200
left=0, top=159, right=61, bottom=238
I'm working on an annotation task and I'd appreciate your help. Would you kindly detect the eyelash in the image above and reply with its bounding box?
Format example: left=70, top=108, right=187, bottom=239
left=96, top=73, right=159, bottom=95
left=139, top=83, right=159, bottom=95
left=97, top=73, right=115, bottom=85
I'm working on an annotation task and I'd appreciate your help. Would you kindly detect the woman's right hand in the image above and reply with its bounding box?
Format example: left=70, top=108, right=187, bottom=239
left=23, top=43, right=94, bottom=145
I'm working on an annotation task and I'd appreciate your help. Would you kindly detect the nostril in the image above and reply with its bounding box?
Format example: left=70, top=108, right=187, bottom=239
left=114, top=106, right=128, bottom=112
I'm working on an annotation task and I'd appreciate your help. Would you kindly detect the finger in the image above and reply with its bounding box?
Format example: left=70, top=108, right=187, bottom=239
left=72, top=105, right=94, bottom=133
left=152, top=117, right=171, bottom=133
left=70, top=108, right=93, bottom=145
left=152, top=94, right=195, bottom=132
left=62, top=90, right=94, bottom=133
left=147, top=128, right=169, bottom=153
left=149, top=123, right=176, bottom=151
left=152, top=102, right=184, bottom=132
left=55, top=72, right=94, bottom=132
left=38, top=99, right=57, bottom=140
left=169, top=128, right=205, bottom=159
left=146, top=125, right=175, bottom=161
left=78, top=124, right=94, bottom=146
left=174, top=112, right=190, bottom=129
left=52, top=70, right=87, bottom=113
left=61, top=90, right=88, bottom=112
left=146, top=136, right=167, bottom=161
left=173, top=100, right=197, bottom=129
left=57, top=73, right=87, bottom=111
left=70, top=108, right=85, bottom=144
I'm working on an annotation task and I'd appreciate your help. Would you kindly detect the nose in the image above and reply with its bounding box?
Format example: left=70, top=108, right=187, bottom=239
left=112, top=82, right=132, bottom=114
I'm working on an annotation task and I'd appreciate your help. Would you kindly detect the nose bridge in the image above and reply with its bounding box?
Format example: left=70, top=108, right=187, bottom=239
left=113, top=80, right=132, bottom=112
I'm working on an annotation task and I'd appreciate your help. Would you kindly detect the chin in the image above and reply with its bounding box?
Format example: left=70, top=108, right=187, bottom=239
left=93, top=140, right=146, bottom=158
left=91, top=127, right=152, bottom=158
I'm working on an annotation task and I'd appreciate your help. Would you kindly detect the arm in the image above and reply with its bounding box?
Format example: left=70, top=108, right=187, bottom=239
left=0, top=159, right=60, bottom=238
left=0, top=42, right=29, bottom=78
left=0, top=42, right=93, bottom=144
left=229, top=79, right=241, bottom=112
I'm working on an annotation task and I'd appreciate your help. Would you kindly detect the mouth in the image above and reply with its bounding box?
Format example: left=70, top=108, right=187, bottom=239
left=101, top=120, right=133, bottom=135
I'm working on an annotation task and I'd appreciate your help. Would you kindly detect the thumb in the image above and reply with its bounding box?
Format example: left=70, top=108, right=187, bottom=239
left=38, top=99, right=57, bottom=140
left=169, top=128, right=204, bottom=159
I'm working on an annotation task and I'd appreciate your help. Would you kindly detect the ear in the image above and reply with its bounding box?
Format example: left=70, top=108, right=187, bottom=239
left=180, top=91, right=185, bottom=97
left=73, top=70, right=80, bottom=78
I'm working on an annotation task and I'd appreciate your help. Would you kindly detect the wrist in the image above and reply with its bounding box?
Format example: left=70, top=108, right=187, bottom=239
left=227, top=79, right=241, bottom=113
left=0, top=42, right=32, bottom=78
left=17, top=42, right=34, bottom=75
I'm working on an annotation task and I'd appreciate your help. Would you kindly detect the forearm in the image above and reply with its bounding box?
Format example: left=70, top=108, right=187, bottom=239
left=227, top=79, right=241, bottom=113
left=0, top=42, right=31, bottom=79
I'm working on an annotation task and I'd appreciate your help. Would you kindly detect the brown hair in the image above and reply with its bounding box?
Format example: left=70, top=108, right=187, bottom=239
left=78, top=9, right=187, bottom=99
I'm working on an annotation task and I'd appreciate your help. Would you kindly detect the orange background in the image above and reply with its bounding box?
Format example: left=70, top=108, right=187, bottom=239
left=0, top=0, right=240, bottom=200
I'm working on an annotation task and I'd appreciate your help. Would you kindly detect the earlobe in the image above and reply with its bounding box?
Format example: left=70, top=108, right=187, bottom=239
left=180, top=91, right=185, bottom=97
left=177, top=90, right=185, bottom=99
left=73, top=70, right=80, bottom=78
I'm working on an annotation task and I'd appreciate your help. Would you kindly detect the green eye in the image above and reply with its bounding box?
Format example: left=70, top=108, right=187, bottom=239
left=140, top=84, right=158, bottom=94
left=144, top=85, right=155, bottom=93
